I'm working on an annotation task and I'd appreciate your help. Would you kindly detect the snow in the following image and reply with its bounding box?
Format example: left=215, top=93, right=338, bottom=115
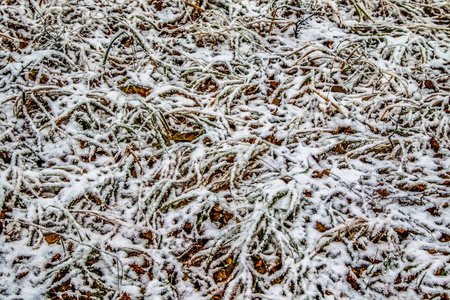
left=1, top=0, right=450, bottom=299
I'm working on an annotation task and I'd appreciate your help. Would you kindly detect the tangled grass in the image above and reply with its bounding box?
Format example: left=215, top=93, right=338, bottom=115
left=0, top=0, right=449, bottom=299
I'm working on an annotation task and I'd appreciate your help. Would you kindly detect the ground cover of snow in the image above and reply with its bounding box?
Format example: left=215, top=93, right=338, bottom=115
left=0, top=0, right=449, bottom=299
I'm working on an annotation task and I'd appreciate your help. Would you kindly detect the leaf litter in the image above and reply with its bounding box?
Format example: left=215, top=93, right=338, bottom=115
left=0, top=0, right=449, bottom=299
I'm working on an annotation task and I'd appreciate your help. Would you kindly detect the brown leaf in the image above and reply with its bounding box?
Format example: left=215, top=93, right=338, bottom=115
left=212, top=292, right=224, bottom=300
left=347, top=273, right=360, bottom=290
left=394, top=228, right=410, bottom=240
left=213, top=269, right=227, bottom=283
left=130, top=263, right=145, bottom=275
left=312, top=169, right=330, bottom=178
left=269, top=81, right=279, bottom=90
left=120, top=37, right=133, bottom=47
left=281, top=177, right=292, bottom=183
left=406, top=273, right=418, bottom=283
left=210, top=181, right=230, bottom=193
left=119, top=84, right=151, bottom=97
left=426, top=207, right=440, bottom=216
left=375, top=189, right=390, bottom=197
left=323, top=40, right=334, bottom=48
left=154, top=1, right=164, bottom=11
left=203, top=137, right=212, bottom=146
left=333, top=126, right=356, bottom=135
left=439, top=233, right=450, bottom=243
left=332, top=143, right=346, bottom=154
left=407, top=183, right=427, bottom=192
left=19, top=40, right=28, bottom=49
left=197, top=78, right=218, bottom=93
left=251, top=256, right=266, bottom=274
left=244, top=85, right=260, bottom=95
left=179, top=239, right=207, bottom=264
left=209, top=204, right=233, bottom=228
left=424, top=80, right=435, bottom=89
left=222, top=211, right=233, bottom=226
left=16, top=271, right=29, bottom=280
left=0, top=151, right=11, bottom=164
left=351, top=266, right=367, bottom=278
left=183, top=222, right=192, bottom=234
left=139, top=230, right=153, bottom=240
left=271, top=98, right=281, bottom=106
left=264, top=136, right=283, bottom=145
left=435, top=268, right=446, bottom=276
left=244, top=138, right=256, bottom=144
left=331, top=86, right=347, bottom=93
left=45, top=233, right=60, bottom=244
left=268, top=261, right=282, bottom=275
left=210, top=204, right=222, bottom=222
left=315, top=222, right=329, bottom=233
left=51, top=253, right=61, bottom=262
left=430, top=137, right=440, bottom=152
left=120, top=293, right=131, bottom=300
left=172, top=130, right=203, bottom=142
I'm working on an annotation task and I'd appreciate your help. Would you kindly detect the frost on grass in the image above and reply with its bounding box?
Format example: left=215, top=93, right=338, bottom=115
left=0, top=0, right=449, bottom=299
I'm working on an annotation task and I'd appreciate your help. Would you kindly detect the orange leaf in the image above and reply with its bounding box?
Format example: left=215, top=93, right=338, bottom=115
left=312, top=169, right=330, bottom=179
left=120, top=293, right=131, bottom=300
left=375, top=189, right=390, bottom=197
left=130, top=263, right=145, bottom=275
left=407, top=184, right=426, bottom=192
left=315, top=222, right=329, bottom=233
left=430, top=137, right=439, bottom=152
left=439, top=233, right=450, bottom=242
left=251, top=256, right=266, bottom=274
left=45, top=233, right=60, bottom=244
left=347, top=273, right=360, bottom=290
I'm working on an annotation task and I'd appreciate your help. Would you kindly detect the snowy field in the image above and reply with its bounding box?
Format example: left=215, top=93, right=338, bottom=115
left=0, top=0, right=449, bottom=299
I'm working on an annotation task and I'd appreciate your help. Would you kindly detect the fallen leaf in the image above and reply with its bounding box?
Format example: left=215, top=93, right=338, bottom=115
left=430, top=137, right=439, bottom=152
left=49, top=254, right=60, bottom=262
left=154, top=1, right=164, bottom=11
left=312, top=169, right=330, bottom=178
left=120, top=293, right=131, bottom=300
left=424, top=80, right=435, bottom=89
left=426, top=207, right=440, bottom=216
left=407, top=184, right=427, bottom=192
left=139, top=230, right=153, bottom=240
left=315, top=222, right=329, bottom=233
left=251, top=256, right=266, bottom=274
left=439, top=233, right=450, bottom=243
left=16, top=271, right=29, bottom=280
left=331, top=86, right=347, bottom=93
left=172, top=130, right=203, bottom=142
left=268, top=261, right=282, bottom=275
left=394, top=228, right=410, bottom=240
left=45, top=233, right=60, bottom=244
left=244, top=85, right=259, bottom=95
left=130, top=263, right=145, bottom=275
left=333, top=126, right=356, bottom=135
left=351, top=266, right=367, bottom=278
left=376, top=189, right=390, bottom=197
left=264, top=136, right=283, bottom=145
left=347, top=273, right=360, bottom=290
left=323, top=40, right=334, bottom=48
left=213, top=269, right=227, bottom=283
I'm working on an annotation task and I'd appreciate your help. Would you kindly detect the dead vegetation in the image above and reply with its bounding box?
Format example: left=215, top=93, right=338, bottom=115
left=0, top=0, right=449, bottom=299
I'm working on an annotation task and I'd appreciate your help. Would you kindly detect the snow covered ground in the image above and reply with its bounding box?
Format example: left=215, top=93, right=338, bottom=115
left=0, top=0, right=449, bottom=299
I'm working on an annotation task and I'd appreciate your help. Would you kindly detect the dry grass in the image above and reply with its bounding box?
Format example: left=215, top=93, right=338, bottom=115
left=0, top=0, right=449, bottom=299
